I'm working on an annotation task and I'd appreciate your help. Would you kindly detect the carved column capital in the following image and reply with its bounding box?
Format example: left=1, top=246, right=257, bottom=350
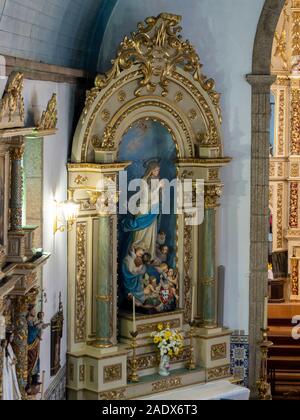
left=9, top=145, right=25, bottom=161
left=204, top=184, right=223, bottom=209
left=246, top=74, right=277, bottom=92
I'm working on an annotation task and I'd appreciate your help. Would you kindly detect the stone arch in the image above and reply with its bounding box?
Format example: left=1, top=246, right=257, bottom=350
left=248, top=0, right=286, bottom=393
left=71, top=13, right=223, bottom=165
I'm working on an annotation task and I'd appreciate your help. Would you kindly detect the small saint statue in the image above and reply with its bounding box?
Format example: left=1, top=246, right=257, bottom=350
left=26, top=305, right=49, bottom=395
left=2, top=328, right=22, bottom=400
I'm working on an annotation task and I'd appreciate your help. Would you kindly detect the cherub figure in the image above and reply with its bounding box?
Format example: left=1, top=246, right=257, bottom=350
left=144, top=277, right=161, bottom=298
left=156, top=245, right=169, bottom=264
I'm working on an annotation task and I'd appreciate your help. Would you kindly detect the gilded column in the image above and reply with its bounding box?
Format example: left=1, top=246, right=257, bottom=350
left=13, top=288, right=38, bottom=398
left=10, top=145, right=25, bottom=230
left=92, top=216, right=113, bottom=348
left=13, top=295, right=29, bottom=397
left=289, top=182, right=299, bottom=228
left=291, top=255, right=299, bottom=297
left=199, top=185, right=222, bottom=329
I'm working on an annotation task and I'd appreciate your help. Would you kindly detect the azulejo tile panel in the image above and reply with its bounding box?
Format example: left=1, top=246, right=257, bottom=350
left=230, top=333, right=249, bottom=387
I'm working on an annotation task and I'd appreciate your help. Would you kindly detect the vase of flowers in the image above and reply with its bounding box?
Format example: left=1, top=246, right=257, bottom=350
left=151, top=323, right=184, bottom=377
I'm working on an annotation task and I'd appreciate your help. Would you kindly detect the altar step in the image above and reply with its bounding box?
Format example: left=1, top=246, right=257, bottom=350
left=271, top=372, right=300, bottom=400
left=126, top=367, right=206, bottom=400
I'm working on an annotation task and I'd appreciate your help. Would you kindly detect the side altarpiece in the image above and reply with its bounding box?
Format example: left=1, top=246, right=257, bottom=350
left=0, top=73, right=57, bottom=399
left=67, top=14, right=232, bottom=400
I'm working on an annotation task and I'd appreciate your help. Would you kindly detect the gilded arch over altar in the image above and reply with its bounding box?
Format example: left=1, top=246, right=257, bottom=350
left=71, top=12, right=223, bottom=163
left=67, top=13, right=232, bottom=400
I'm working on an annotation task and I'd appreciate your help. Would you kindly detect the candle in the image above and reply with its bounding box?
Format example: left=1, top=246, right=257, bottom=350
left=191, top=286, right=195, bottom=323
left=133, top=297, right=136, bottom=332
left=263, top=297, right=268, bottom=330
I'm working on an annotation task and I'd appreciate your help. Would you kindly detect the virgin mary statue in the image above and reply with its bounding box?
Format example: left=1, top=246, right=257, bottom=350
left=123, top=161, right=163, bottom=259
left=122, top=161, right=164, bottom=303
left=2, top=330, right=22, bottom=400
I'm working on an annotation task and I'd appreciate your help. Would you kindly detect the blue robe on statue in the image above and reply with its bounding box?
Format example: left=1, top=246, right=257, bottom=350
left=121, top=209, right=159, bottom=303
left=27, top=320, right=40, bottom=384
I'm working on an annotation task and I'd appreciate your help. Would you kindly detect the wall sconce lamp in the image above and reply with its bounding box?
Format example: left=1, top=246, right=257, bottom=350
left=53, top=190, right=80, bottom=234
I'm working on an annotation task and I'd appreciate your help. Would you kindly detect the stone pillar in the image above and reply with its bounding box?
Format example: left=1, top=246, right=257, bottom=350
left=199, top=185, right=222, bottom=329
left=92, top=216, right=113, bottom=348
left=246, top=74, right=276, bottom=394
left=9, top=145, right=24, bottom=230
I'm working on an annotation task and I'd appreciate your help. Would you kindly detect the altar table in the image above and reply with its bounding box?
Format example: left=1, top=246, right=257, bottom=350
left=139, top=380, right=250, bottom=401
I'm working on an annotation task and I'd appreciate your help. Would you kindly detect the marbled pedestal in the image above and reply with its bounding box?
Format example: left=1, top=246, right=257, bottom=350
left=93, top=216, right=113, bottom=348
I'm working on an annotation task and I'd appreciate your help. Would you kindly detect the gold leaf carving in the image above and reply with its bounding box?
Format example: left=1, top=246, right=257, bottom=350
left=291, top=163, right=299, bottom=178
left=204, top=184, right=223, bottom=208
left=278, top=90, right=285, bottom=156
left=128, top=347, right=191, bottom=371
left=175, top=91, right=183, bottom=102
left=269, top=185, right=274, bottom=208
left=292, top=10, right=300, bottom=57
left=211, top=343, right=227, bottom=361
left=277, top=184, right=284, bottom=249
left=103, top=364, right=122, bottom=383
left=274, top=30, right=288, bottom=70
left=137, top=318, right=180, bottom=335
left=291, top=257, right=299, bottom=296
left=183, top=223, right=192, bottom=323
left=101, top=109, right=111, bottom=122
left=100, top=388, right=126, bottom=400
left=75, top=223, right=87, bottom=342
left=291, top=89, right=300, bottom=155
left=188, top=109, right=197, bottom=121
left=93, top=13, right=221, bottom=115
left=0, top=72, right=24, bottom=124
left=278, top=163, right=284, bottom=177
left=207, top=365, right=230, bottom=381
left=152, top=377, right=182, bottom=393
left=37, top=93, right=57, bottom=130
left=74, top=175, right=88, bottom=185
left=118, top=90, right=127, bottom=102
left=289, top=182, right=298, bottom=229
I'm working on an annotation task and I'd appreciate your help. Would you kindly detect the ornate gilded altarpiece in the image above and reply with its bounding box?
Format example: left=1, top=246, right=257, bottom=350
left=67, top=13, right=232, bottom=400
left=0, top=72, right=56, bottom=400
left=271, top=0, right=300, bottom=300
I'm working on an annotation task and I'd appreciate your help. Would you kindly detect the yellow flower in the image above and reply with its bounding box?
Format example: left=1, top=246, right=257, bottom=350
left=157, top=323, right=164, bottom=331
left=168, top=350, right=173, bottom=357
left=164, top=331, right=172, bottom=340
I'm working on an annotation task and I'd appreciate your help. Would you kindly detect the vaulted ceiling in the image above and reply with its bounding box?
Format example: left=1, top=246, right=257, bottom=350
left=0, top=0, right=117, bottom=70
